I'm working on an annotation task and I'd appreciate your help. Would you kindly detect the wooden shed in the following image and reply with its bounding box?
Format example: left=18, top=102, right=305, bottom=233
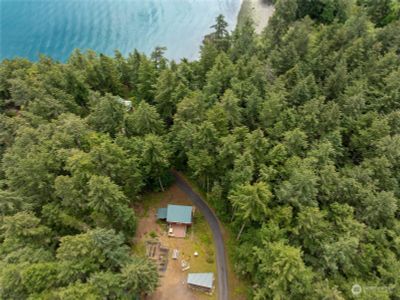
left=187, top=272, right=214, bottom=294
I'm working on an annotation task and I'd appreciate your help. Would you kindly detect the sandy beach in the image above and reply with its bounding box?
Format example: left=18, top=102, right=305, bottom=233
left=238, top=0, right=275, bottom=33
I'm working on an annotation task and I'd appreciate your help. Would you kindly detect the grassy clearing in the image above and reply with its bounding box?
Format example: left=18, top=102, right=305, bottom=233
left=225, top=229, right=250, bottom=300
left=131, top=239, right=146, bottom=257
left=190, top=212, right=216, bottom=267
left=184, top=212, right=218, bottom=300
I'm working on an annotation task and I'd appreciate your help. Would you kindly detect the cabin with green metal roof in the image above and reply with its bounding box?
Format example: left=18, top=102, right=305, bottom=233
left=157, top=204, right=193, bottom=238
left=157, top=204, right=193, bottom=224
left=166, top=204, right=192, bottom=224
left=157, top=207, right=167, bottom=219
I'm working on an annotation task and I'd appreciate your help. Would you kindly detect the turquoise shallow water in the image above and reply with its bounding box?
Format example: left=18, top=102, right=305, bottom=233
left=0, top=0, right=241, bottom=62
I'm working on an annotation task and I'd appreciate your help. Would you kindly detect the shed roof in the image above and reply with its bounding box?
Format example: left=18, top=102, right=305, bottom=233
left=187, top=273, right=214, bottom=289
left=116, top=97, right=132, bottom=110
left=157, top=208, right=167, bottom=219
left=166, top=204, right=192, bottom=224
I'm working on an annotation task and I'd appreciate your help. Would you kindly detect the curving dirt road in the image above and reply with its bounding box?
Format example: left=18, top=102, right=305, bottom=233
left=172, top=171, right=229, bottom=300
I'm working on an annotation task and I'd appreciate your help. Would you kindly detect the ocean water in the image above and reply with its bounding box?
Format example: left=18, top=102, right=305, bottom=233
left=0, top=0, right=241, bottom=62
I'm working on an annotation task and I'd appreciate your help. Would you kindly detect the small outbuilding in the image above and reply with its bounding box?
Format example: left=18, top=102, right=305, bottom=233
left=157, top=204, right=193, bottom=238
left=116, top=97, right=133, bottom=111
left=187, top=272, right=214, bottom=294
left=172, top=249, right=179, bottom=260
left=157, top=207, right=167, bottom=219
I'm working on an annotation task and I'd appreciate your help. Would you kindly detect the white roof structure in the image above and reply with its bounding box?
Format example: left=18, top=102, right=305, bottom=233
left=187, top=273, right=214, bottom=289
left=116, top=97, right=132, bottom=110
left=172, top=249, right=179, bottom=259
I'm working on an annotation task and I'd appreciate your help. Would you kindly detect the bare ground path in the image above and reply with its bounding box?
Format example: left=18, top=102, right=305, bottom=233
left=172, top=171, right=229, bottom=300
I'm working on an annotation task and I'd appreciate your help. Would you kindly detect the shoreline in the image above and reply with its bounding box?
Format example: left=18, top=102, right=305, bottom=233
left=237, top=0, right=275, bottom=33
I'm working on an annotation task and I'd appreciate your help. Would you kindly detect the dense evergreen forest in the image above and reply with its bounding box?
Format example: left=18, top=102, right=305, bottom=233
left=1, top=0, right=400, bottom=299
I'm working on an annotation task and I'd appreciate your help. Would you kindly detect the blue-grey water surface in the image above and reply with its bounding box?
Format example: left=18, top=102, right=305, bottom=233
left=1, top=0, right=241, bottom=62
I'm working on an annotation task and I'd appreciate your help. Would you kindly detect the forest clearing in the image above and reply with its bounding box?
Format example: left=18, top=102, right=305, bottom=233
left=134, top=183, right=217, bottom=300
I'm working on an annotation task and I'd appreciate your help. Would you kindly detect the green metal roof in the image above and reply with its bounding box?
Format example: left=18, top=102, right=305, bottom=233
left=157, top=208, right=167, bottom=219
left=187, top=273, right=214, bottom=289
left=166, top=204, right=192, bottom=224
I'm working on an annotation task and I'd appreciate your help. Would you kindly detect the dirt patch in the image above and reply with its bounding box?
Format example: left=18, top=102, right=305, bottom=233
left=135, top=209, right=158, bottom=239
left=146, top=252, right=200, bottom=300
